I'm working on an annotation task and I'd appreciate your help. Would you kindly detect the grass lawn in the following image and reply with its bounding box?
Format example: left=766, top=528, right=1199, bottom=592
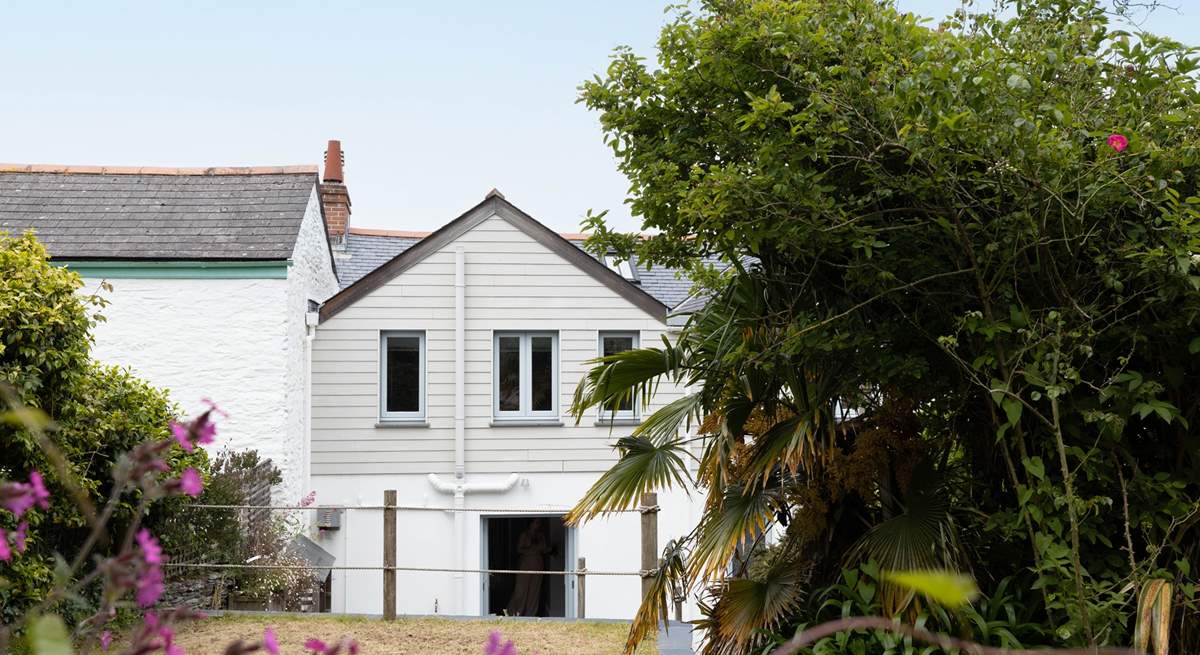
left=164, top=614, right=656, bottom=654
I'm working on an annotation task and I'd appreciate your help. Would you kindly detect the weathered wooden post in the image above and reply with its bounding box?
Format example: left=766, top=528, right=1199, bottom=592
left=674, top=592, right=683, bottom=622
left=576, top=557, right=587, bottom=619
left=383, top=490, right=397, bottom=621
left=640, top=492, right=659, bottom=603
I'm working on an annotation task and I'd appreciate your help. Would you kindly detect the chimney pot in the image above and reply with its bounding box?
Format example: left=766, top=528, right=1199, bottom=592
left=323, top=139, right=345, bottom=183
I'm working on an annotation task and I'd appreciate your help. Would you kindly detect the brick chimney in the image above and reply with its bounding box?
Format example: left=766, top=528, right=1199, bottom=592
left=321, top=139, right=351, bottom=247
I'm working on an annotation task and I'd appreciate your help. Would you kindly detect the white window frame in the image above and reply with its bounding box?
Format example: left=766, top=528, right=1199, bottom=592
left=379, top=331, right=426, bottom=422
left=493, top=331, right=559, bottom=419
left=598, top=331, right=640, bottom=420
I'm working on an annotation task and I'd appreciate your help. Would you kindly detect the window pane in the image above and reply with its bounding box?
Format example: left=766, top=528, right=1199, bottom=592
left=530, top=336, right=554, bottom=412
left=385, top=336, right=420, bottom=413
left=497, top=336, right=521, bottom=411
left=602, top=335, right=634, bottom=412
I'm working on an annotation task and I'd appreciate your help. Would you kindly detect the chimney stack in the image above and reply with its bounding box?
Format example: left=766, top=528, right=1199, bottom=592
left=320, top=139, right=351, bottom=246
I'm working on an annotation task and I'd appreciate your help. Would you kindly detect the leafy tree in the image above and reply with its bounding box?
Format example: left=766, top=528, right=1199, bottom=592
left=571, top=0, right=1200, bottom=652
left=0, top=232, right=206, bottom=623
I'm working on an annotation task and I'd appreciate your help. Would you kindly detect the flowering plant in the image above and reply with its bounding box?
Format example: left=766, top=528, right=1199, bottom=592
left=0, top=391, right=357, bottom=655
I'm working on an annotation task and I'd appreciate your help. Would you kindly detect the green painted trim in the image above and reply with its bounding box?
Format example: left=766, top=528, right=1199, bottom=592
left=54, top=260, right=291, bottom=279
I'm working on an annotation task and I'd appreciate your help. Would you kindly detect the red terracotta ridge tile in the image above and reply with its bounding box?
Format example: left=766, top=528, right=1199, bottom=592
left=0, top=163, right=318, bottom=175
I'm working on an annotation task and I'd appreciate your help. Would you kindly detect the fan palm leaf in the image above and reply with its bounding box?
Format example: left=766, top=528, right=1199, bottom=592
left=566, top=433, right=692, bottom=524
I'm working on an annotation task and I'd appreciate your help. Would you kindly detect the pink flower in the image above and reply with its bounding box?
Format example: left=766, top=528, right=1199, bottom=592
left=0, top=528, right=10, bottom=562
left=14, top=522, right=27, bottom=553
left=300, top=490, right=317, bottom=508
left=263, top=628, right=280, bottom=655
left=195, top=418, right=217, bottom=446
left=137, top=529, right=164, bottom=565
left=1107, top=133, right=1129, bottom=152
left=100, top=630, right=113, bottom=651
left=137, top=566, right=164, bottom=607
left=171, top=421, right=193, bottom=452
left=485, top=631, right=518, bottom=655
left=305, top=638, right=328, bottom=652
left=1, top=471, right=51, bottom=519
left=201, top=398, right=229, bottom=419
left=28, top=472, right=49, bottom=509
left=179, top=468, right=202, bottom=498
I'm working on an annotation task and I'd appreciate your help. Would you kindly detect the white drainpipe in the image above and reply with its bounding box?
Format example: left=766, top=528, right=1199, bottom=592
left=429, top=245, right=520, bottom=615
left=304, top=310, right=319, bottom=515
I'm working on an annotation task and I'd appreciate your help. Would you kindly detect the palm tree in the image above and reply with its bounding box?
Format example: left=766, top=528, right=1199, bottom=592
left=568, top=269, right=965, bottom=654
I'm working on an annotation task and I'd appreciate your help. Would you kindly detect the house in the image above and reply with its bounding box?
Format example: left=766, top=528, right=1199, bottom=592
left=0, top=143, right=347, bottom=502
left=310, top=187, right=701, bottom=620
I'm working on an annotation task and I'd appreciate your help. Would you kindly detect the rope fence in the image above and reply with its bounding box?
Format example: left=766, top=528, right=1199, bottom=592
left=160, top=491, right=673, bottom=621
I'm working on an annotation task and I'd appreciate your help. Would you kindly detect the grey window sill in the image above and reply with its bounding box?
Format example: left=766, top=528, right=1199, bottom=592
left=375, top=420, right=430, bottom=429
left=595, top=418, right=642, bottom=427
left=489, top=419, right=564, bottom=428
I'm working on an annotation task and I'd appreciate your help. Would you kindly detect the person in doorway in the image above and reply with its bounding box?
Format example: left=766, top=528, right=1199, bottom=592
left=506, top=518, right=551, bottom=616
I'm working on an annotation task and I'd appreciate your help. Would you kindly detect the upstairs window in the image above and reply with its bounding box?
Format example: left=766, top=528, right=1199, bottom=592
left=380, top=331, right=425, bottom=421
left=599, top=332, right=639, bottom=418
left=494, top=332, right=558, bottom=419
left=603, top=252, right=639, bottom=282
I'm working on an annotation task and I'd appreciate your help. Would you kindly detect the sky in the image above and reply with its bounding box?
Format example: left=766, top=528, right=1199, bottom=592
left=3, top=1, right=1199, bottom=234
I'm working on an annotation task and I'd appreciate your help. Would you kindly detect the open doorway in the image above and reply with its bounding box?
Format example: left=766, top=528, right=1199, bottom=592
left=482, top=516, right=571, bottom=617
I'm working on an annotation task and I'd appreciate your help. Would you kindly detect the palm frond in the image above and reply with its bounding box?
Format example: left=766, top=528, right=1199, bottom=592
left=565, top=434, right=691, bottom=524
left=624, top=537, right=692, bottom=654
left=631, top=392, right=705, bottom=443
left=711, top=556, right=806, bottom=649
left=571, top=339, right=686, bottom=421
left=690, top=484, right=779, bottom=581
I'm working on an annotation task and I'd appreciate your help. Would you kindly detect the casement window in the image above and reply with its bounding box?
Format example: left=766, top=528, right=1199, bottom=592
left=380, top=331, right=425, bottom=421
left=599, top=332, right=639, bottom=418
left=494, top=331, right=559, bottom=419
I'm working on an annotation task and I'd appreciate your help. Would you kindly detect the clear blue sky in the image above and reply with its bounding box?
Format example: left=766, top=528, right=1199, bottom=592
left=3, top=1, right=1197, bottom=233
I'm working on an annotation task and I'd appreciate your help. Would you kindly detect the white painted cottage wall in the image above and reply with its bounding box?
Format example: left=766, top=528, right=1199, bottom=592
left=86, top=188, right=337, bottom=503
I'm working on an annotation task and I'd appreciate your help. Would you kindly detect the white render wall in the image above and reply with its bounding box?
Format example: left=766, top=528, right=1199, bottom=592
left=311, top=471, right=700, bottom=620
left=85, top=189, right=337, bottom=503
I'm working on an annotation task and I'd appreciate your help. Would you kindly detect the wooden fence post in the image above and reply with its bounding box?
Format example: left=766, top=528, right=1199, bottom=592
left=640, top=492, right=659, bottom=604
left=577, top=557, right=587, bottom=619
left=383, top=490, right=397, bottom=621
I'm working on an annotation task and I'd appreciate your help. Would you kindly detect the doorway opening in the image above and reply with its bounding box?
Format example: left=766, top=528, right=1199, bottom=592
left=482, top=515, right=571, bottom=617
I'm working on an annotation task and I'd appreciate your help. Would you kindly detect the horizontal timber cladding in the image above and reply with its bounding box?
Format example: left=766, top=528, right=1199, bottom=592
left=311, top=211, right=684, bottom=476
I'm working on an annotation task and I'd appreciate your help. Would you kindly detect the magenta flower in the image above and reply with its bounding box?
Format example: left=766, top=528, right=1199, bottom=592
left=100, top=630, right=113, bottom=652
left=201, top=397, right=229, bottom=419
left=14, top=522, right=27, bottom=553
left=485, top=631, right=518, bottom=655
left=305, top=638, right=328, bottom=652
left=1107, top=133, right=1129, bottom=152
left=28, top=472, right=50, bottom=509
left=137, top=566, right=164, bottom=607
left=195, top=418, right=217, bottom=446
left=179, top=468, right=203, bottom=497
left=263, top=628, right=280, bottom=655
left=300, top=490, right=317, bottom=508
left=137, top=529, right=164, bottom=565
left=0, top=528, right=10, bottom=562
left=170, top=421, right=193, bottom=452
left=2, top=471, right=51, bottom=519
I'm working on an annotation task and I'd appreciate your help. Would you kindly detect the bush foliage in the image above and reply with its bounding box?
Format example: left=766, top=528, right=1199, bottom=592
left=573, top=0, right=1200, bottom=652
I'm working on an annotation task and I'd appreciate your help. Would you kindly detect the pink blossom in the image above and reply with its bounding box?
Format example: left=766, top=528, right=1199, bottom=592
left=100, top=631, right=113, bottom=652
left=195, top=418, right=217, bottom=446
left=263, top=628, right=280, bottom=655
left=0, top=528, right=9, bottom=562
left=1107, top=133, right=1129, bottom=152
left=137, top=566, right=164, bottom=607
left=137, top=529, right=164, bottom=565
left=28, top=472, right=49, bottom=509
left=2, top=471, right=51, bottom=518
left=485, top=631, right=518, bottom=655
left=300, top=490, right=317, bottom=508
left=14, top=522, right=27, bottom=553
left=179, top=468, right=203, bottom=497
left=201, top=397, right=229, bottom=419
left=144, top=611, right=159, bottom=630
left=305, top=638, right=328, bottom=652
left=171, top=421, right=193, bottom=452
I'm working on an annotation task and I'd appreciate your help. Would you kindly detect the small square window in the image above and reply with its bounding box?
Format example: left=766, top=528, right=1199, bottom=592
left=603, top=252, right=639, bottom=282
left=380, top=331, right=425, bottom=421
left=494, top=332, right=559, bottom=418
left=599, top=331, right=639, bottom=418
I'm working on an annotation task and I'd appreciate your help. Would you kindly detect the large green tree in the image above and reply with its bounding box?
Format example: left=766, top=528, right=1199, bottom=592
left=0, top=232, right=206, bottom=623
left=571, top=1, right=1200, bottom=652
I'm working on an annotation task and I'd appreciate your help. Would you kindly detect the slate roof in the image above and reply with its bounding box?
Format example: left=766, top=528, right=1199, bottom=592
left=337, top=226, right=699, bottom=311
left=0, top=166, right=320, bottom=260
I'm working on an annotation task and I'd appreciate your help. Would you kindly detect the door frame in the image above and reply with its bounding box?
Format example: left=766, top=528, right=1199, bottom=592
left=479, top=514, right=577, bottom=618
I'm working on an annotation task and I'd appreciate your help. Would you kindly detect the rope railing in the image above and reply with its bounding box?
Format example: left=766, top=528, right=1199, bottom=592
left=164, top=562, right=651, bottom=577
left=177, top=503, right=636, bottom=513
